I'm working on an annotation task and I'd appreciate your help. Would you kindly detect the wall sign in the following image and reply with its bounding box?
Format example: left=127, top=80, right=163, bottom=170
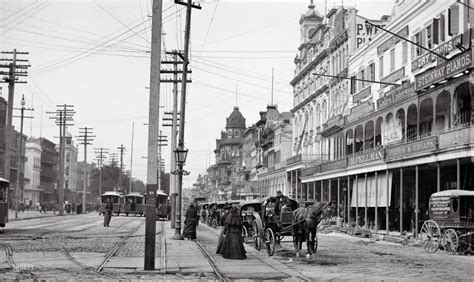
left=353, top=86, right=372, bottom=104
left=385, top=136, right=438, bottom=160
left=381, top=66, right=405, bottom=88
left=348, top=148, right=385, bottom=166
left=415, top=49, right=473, bottom=91
left=320, top=158, right=347, bottom=173
left=411, top=34, right=463, bottom=72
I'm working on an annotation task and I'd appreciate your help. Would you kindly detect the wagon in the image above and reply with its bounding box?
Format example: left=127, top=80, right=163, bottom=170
left=242, top=197, right=300, bottom=256
left=420, top=189, right=474, bottom=255
left=100, top=191, right=124, bottom=216
left=123, top=192, right=145, bottom=216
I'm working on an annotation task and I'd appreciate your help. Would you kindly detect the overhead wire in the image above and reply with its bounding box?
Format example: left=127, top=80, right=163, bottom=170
left=0, top=1, right=48, bottom=30
left=0, top=1, right=39, bottom=23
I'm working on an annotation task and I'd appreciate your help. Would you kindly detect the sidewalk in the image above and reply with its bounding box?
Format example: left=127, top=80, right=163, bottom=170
left=7, top=210, right=56, bottom=222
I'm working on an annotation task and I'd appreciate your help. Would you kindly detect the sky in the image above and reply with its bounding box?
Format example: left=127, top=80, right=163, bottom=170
left=0, top=0, right=394, bottom=189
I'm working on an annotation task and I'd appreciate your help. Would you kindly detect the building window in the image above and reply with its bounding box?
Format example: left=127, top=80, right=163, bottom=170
left=390, top=48, right=395, bottom=72
left=426, top=25, right=433, bottom=49
left=360, top=69, right=365, bottom=89
left=402, top=42, right=408, bottom=65
left=66, top=153, right=70, bottom=162
left=350, top=76, right=356, bottom=94
left=66, top=167, right=69, bottom=176
left=379, top=56, right=384, bottom=78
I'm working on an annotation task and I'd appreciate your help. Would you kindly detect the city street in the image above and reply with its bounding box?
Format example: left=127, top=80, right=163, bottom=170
left=1, top=214, right=474, bottom=280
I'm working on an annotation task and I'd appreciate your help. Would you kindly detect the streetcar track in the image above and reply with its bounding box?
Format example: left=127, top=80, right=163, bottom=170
left=194, top=239, right=227, bottom=281
left=0, top=242, right=37, bottom=279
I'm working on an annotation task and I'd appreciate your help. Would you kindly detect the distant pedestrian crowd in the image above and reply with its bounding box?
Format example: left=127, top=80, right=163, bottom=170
left=9, top=199, right=97, bottom=215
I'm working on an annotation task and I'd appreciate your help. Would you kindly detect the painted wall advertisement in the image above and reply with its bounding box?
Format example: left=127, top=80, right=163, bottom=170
left=382, top=114, right=403, bottom=145
left=351, top=172, right=392, bottom=207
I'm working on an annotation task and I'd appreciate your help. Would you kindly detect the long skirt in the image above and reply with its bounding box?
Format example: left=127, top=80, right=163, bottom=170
left=182, top=219, right=197, bottom=240
left=216, top=229, right=226, bottom=254
left=220, top=227, right=246, bottom=260
left=104, top=211, right=112, bottom=226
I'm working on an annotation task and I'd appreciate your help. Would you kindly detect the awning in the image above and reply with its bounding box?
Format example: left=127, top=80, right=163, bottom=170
left=351, top=172, right=392, bottom=208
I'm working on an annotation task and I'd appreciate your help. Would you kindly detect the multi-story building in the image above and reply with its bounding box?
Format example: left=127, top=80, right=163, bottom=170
left=289, top=2, right=384, bottom=202
left=300, top=0, right=474, bottom=237
left=24, top=138, right=42, bottom=205
left=208, top=106, right=246, bottom=201
left=37, top=137, right=58, bottom=202
left=62, top=130, right=78, bottom=202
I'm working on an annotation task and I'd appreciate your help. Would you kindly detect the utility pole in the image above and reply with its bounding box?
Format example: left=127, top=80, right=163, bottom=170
left=117, top=144, right=126, bottom=192
left=172, top=0, right=201, bottom=240
left=144, top=0, right=163, bottom=271
left=162, top=50, right=185, bottom=229
left=12, top=95, right=33, bottom=218
left=129, top=122, right=135, bottom=193
left=47, top=104, right=75, bottom=216
left=94, top=148, right=109, bottom=198
left=77, top=127, right=95, bottom=214
left=109, top=152, right=118, bottom=166
left=158, top=131, right=167, bottom=192
left=0, top=49, right=29, bottom=220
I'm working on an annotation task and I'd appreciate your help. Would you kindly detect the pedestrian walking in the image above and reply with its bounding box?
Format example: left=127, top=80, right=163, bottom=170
left=104, top=199, right=113, bottom=227
left=182, top=203, right=199, bottom=240
left=217, top=206, right=246, bottom=260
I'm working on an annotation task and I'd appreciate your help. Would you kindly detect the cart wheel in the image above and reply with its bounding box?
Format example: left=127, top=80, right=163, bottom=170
left=443, top=229, right=459, bottom=255
left=420, top=220, right=441, bottom=253
left=265, top=228, right=276, bottom=256
left=252, top=221, right=261, bottom=251
left=242, top=225, right=248, bottom=243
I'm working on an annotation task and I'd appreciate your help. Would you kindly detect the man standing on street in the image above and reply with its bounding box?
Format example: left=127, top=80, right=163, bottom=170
left=104, top=199, right=113, bottom=227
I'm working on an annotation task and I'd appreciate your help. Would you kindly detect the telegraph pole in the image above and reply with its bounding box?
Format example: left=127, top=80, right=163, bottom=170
left=94, top=148, right=109, bottom=198
left=172, top=0, right=201, bottom=240
left=117, top=144, right=126, bottom=192
left=47, top=104, right=75, bottom=216
left=77, top=127, right=95, bottom=214
left=0, top=49, right=29, bottom=219
left=12, top=95, right=33, bottom=218
left=129, top=122, right=135, bottom=193
left=144, top=0, right=163, bottom=271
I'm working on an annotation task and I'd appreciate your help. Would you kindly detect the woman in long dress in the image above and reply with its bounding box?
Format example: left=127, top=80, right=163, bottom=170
left=183, top=203, right=199, bottom=240
left=218, top=206, right=247, bottom=260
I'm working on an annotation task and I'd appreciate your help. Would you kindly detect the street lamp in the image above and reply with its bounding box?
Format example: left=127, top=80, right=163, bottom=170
left=172, top=147, right=190, bottom=240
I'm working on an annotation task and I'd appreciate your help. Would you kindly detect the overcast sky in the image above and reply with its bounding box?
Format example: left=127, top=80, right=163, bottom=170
left=0, top=0, right=394, bottom=189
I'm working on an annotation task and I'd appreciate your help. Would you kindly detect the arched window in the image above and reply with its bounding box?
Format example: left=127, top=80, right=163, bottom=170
left=354, top=125, right=364, bottom=152
left=346, top=129, right=353, bottom=155
left=322, top=100, right=327, bottom=124
left=396, top=109, right=406, bottom=142
left=316, top=104, right=321, bottom=127
left=435, top=91, right=450, bottom=133
left=453, top=82, right=472, bottom=127
left=407, top=104, right=418, bottom=141
left=309, top=108, right=314, bottom=130
left=365, top=121, right=374, bottom=150
left=419, top=98, right=433, bottom=138
left=375, top=117, right=383, bottom=147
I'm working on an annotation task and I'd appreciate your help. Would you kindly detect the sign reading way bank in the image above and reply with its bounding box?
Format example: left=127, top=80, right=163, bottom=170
left=415, top=49, right=473, bottom=91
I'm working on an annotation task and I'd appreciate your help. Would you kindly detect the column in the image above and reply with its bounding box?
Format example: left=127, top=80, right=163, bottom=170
left=320, top=180, right=323, bottom=202
left=329, top=179, right=332, bottom=204
left=290, top=171, right=293, bottom=198
left=375, top=171, right=378, bottom=232
left=347, top=176, right=351, bottom=226
left=295, top=170, right=299, bottom=200
left=386, top=169, right=389, bottom=234
left=364, top=173, right=368, bottom=229
left=400, top=168, right=403, bottom=235
left=437, top=161, right=440, bottom=192
left=415, top=165, right=419, bottom=238
left=313, top=181, right=316, bottom=200
left=457, top=158, right=460, bottom=190
left=337, top=177, right=340, bottom=219
left=305, top=182, right=309, bottom=201
left=355, top=174, right=359, bottom=227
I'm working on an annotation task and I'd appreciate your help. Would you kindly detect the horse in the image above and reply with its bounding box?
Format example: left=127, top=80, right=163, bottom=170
left=292, top=201, right=332, bottom=258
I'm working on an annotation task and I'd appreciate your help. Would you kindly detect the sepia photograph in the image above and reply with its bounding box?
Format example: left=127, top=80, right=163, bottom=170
left=0, top=0, right=473, bottom=280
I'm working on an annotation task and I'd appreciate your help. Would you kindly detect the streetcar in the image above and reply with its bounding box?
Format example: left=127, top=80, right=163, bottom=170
left=100, top=191, right=124, bottom=216
left=123, top=192, right=145, bottom=216
left=143, top=190, right=170, bottom=220
left=0, top=177, right=9, bottom=229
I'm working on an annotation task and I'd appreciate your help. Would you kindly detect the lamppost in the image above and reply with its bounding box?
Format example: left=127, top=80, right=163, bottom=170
left=171, top=147, right=190, bottom=240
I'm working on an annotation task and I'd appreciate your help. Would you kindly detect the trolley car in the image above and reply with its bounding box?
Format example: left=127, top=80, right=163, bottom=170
left=123, top=192, right=145, bottom=216
left=421, top=189, right=474, bottom=255
left=0, top=178, right=9, bottom=229
left=156, top=190, right=169, bottom=220
left=100, top=191, right=124, bottom=216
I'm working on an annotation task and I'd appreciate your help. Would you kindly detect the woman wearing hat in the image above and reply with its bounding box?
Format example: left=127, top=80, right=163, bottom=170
left=217, top=206, right=247, bottom=259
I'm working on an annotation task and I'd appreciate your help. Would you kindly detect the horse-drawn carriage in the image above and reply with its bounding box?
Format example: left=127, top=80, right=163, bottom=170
left=420, top=189, right=474, bottom=255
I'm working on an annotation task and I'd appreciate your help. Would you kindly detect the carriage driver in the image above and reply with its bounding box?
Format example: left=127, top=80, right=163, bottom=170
left=275, top=191, right=292, bottom=214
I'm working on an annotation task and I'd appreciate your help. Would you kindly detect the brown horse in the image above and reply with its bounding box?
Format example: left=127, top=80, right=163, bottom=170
left=292, top=201, right=332, bottom=257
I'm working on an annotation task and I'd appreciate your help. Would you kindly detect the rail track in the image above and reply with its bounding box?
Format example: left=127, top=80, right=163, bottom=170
left=0, top=242, right=36, bottom=279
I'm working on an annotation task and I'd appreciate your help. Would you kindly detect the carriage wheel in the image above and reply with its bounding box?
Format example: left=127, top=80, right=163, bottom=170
left=443, top=229, right=459, bottom=255
left=420, top=220, right=441, bottom=253
left=265, top=228, right=276, bottom=256
left=252, top=221, right=261, bottom=251
left=242, top=225, right=248, bottom=244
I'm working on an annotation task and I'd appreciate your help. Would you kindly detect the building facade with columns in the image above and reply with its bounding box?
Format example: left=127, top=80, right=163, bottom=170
left=24, top=139, right=42, bottom=205
left=300, top=0, right=474, bottom=237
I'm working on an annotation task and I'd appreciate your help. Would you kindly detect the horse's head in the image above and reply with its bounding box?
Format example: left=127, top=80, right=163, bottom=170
left=307, top=201, right=332, bottom=221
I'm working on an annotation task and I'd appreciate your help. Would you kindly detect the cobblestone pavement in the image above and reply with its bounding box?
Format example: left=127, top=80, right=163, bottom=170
left=262, top=231, right=474, bottom=280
